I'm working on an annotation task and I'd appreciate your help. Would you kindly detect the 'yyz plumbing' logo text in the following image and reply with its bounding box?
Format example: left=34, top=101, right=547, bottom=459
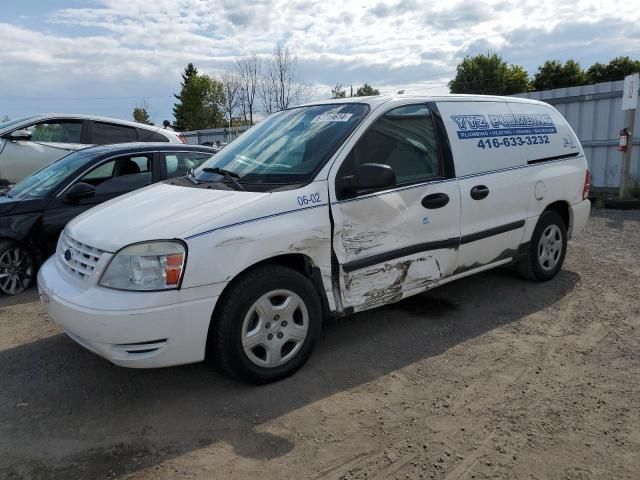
left=451, top=113, right=557, bottom=139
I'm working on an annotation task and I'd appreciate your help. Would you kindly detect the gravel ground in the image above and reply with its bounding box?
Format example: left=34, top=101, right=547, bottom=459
left=0, top=207, right=639, bottom=480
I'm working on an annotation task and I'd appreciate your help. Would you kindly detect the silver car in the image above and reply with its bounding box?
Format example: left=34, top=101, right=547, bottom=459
left=0, top=114, right=185, bottom=186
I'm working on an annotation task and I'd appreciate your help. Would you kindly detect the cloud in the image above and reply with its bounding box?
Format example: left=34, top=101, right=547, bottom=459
left=0, top=0, right=638, bottom=124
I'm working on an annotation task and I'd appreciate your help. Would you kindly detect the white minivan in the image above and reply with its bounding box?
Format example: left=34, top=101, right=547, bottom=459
left=38, top=94, right=591, bottom=383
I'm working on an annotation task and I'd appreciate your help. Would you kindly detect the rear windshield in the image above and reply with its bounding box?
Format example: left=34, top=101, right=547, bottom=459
left=194, top=103, right=369, bottom=187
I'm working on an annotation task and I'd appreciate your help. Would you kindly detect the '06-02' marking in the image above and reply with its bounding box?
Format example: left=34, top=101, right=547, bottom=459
left=297, top=193, right=322, bottom=206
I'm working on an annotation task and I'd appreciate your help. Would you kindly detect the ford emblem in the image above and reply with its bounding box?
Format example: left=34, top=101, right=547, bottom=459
left=64, top=249, right=72, bottom=261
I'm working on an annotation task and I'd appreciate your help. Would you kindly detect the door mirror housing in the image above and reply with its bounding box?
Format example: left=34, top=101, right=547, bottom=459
left=4, top=129, right=32, bottom=142
left=65, top=182, right=96, bottom=202
left=341, top=163, right=396, bottom=193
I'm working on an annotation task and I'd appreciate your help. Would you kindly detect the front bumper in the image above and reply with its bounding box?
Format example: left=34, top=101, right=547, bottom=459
left=37, top=257, right=222, bottom=368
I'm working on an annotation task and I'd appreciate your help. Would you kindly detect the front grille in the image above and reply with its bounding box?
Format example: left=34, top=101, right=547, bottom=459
left=58, top=233, right=105, bottom=280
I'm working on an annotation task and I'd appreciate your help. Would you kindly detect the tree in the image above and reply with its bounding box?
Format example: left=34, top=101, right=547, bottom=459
left=449, top=53, right=529, bottom=95
left=532, top=59, right=586, bottom=91
left=205, top=76, right=227, bottom=129
left=331, top=84, right=347, bottom=99
left=132, top=100, right=152, bottom=125
left=173, top=63, right=226, bottom=130
left=236, top=52, right=261, bottom=125
left=220, top=71, right=241, bottom=129
left=587, top=56, right=640, bottom=84
left=260, top=43, right=310, bottom=114
left=355, top=83, right=380, bottom=96
left=173, top=63, right=204, bottom=130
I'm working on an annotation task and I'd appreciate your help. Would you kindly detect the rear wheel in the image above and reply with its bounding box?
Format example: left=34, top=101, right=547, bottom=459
left=0, top=241, right=35, bottom=295
left=208, top=265, right=322, bottom=384
left=516, top=211, right=567, bottom=281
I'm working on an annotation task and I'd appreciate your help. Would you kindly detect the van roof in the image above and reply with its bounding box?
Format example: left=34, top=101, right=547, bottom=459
left=302, top=93, right=547, bottom=109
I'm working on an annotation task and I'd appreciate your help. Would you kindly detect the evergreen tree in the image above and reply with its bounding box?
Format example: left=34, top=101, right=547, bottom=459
left=132, top=106, right=151, bottom=125
left=173, top=63, right=201, bottom=131
left=173, top=64, right=226, bottom=130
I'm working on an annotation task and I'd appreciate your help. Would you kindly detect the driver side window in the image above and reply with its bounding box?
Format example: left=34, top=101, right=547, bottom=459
left=337, top=104, right=441, bottom=187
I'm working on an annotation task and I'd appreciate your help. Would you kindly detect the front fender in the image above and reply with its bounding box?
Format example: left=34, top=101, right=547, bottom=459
left=182, top=191, right=334, bottom=309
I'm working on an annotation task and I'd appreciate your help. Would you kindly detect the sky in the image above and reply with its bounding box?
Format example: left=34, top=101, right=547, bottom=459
left=1, top=0, right=639, bottom=125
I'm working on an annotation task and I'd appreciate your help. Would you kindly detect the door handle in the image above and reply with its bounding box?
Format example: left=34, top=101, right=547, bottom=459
left=470, top=185, right=489, bottom=200
left=421, top=193, right=449, bottom=209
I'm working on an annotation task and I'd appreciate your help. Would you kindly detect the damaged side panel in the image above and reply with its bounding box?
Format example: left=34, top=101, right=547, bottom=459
left=331, top=181, right=462, bottom=312
left=342, top=252, right=455, bottom=312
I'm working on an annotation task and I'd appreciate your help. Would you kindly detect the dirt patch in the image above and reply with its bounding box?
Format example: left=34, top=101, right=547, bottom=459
left=1, top=208, right=639, bottom=479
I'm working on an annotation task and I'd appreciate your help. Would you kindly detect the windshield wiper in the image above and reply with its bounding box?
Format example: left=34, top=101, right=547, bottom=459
left=202, top=167, right=246, bottom=192
left=187, top=168, right=199, bottom=185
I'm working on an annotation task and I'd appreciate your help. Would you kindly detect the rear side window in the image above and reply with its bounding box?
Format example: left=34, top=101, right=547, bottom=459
left=163, top=152, right=212, bottom=179
left=338, top=104, right=440, bottom=185
left=92, top=122, right=137, bottom=145
left=27, top=120, right=83, bottom=143
left=138, top=129, right=170, bottom=142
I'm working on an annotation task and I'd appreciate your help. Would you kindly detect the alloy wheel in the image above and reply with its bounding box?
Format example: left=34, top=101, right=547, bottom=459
left=0, top=246, right=34, bottom=295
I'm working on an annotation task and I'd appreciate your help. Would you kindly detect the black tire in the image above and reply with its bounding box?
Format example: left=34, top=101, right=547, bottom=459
left=0, top=240, right=35, bottom=295
left=207, top=265, right=323, bottom=384
left=516, top=211, right=567, bottom=282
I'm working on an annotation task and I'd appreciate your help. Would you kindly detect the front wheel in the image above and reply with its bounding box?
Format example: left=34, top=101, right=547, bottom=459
left=0, top=240, right=35, bottom=295
left=516, top=211, right=567, bottom=281
left=207, top=265, right=322, bottom=384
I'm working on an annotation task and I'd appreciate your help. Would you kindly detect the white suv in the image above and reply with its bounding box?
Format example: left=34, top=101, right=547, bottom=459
left=0, top=114, right=185, bottom=185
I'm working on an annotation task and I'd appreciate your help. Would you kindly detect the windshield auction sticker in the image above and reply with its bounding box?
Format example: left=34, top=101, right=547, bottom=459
left=311, top=113, right=354, bottom=123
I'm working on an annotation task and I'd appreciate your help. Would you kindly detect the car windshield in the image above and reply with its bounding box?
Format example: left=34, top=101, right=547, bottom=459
left=194, top=103, right=369, bottom=187
left=0, top=116, right=37, bottom=132
left=8, top=149, right=96, bottom=199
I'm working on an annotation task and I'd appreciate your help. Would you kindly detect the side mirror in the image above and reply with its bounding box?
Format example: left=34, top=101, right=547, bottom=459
left=341, top=163, right=396, bottom=193
left=65, top=182, right=96, bottom=202
left=4, top=129, right=32, bottom=142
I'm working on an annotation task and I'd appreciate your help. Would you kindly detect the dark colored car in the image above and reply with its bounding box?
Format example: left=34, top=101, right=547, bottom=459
left=0, top=143, right=216, bottom=295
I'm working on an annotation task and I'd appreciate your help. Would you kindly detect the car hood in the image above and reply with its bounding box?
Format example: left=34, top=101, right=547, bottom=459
left=67, top=183, right=270, bottom=252
left=0, top=195, right=17, bottom=215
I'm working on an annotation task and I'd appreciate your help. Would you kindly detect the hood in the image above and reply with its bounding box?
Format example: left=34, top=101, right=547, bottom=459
left=0, top=195, right=18, bottom=215
left=67, top=183, right=270, bottom=252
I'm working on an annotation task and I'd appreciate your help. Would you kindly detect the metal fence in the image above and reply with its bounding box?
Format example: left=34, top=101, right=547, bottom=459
left=181, top=125, right=252, bottom=146
left=515, top=80, right=640, bottom=188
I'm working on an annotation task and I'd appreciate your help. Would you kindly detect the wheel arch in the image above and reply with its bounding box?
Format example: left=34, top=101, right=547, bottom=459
left=542, top=200, right=571, bottom=235
left=205, top=253, right=331, bottom=358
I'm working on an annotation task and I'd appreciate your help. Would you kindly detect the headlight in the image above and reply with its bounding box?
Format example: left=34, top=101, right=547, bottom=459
left=99, top=241, right=187, bottom=291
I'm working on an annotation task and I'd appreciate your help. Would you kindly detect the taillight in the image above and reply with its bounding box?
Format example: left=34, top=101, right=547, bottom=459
left=177, top=133, right=188, bottom=144
left=583, top=169, right=591, bottom=200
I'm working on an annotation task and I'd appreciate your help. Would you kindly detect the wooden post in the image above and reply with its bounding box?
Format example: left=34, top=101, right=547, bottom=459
left=619, top=109, right=635, bottom=200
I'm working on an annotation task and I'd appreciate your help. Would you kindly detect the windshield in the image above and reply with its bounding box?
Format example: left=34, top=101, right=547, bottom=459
left=8, top=149, right=96, bottom=199
left=194, top=103, right=369, bottom=186
left=0, top=116, right=37, bottom=132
